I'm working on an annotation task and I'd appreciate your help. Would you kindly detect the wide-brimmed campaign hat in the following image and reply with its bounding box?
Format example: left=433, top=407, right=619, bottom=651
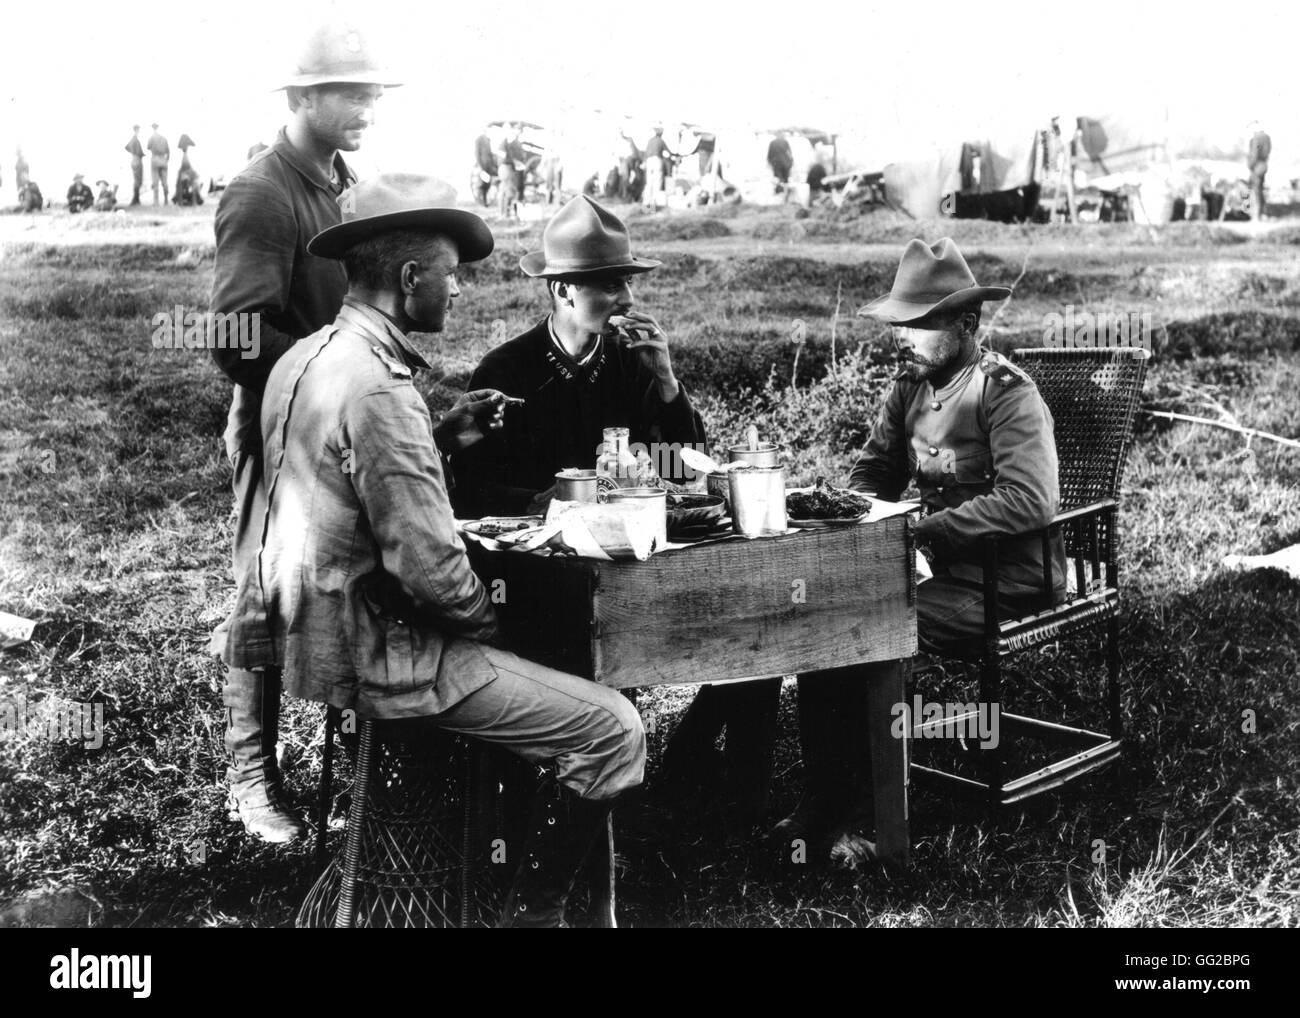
left=857, top=237, right=1011, bottom=323
left=308, top=174, right=494, bottom=261
left=276, top=23, right=403, bottom=90
left=519, top=196, right=660, bottom=278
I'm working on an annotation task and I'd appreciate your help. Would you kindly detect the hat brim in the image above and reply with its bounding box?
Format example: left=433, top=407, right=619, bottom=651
left=856, top=285, right=1011, bottom=323
left=518, top=252, right=661, bottom=278
left=274, top=74, right=403, bottom=91
left=308, top=208, right=494, bottom=261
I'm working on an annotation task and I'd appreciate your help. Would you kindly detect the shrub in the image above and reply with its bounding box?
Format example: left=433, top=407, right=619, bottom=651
left=694, top=342, right=894, bottom=486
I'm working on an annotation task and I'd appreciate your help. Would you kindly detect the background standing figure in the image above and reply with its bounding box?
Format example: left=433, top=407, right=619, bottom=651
left=15, top=147, right=30, bottom=199
left=642, top=125, right=672, bottom=213
left=766, top=131, right=793, bottom=191
left=125, top=125, right=144, bottom=205
left=147, top=123, right=170, bottom=205
left=1247, top=120, right=1271, bottom=221
left=174, top=133, right=202, bottom=206
left=473, top=124, right=497, bottom=207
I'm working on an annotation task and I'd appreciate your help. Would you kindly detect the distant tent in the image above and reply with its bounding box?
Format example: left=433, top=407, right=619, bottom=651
left=883, top=131, right=1042, bottom=220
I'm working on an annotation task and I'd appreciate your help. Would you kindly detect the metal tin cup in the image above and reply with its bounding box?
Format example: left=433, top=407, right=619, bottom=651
left=727, top=443, right=783, bottom=468
left=555, top=468, right=598, bottom=502
left=602, top=486, right=668, bottom=549
left=729, top=466, right=787, bottom=537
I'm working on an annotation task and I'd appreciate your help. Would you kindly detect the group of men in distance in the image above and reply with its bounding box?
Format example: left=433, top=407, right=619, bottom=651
left=123, top=123, right=186, bottom=206
left=208, top=21, right=1063, bottom=928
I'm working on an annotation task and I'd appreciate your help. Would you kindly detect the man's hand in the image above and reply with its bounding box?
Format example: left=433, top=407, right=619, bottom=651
left=525, top=484, right=556, bottom=517
left=434, top=388, right=515, bottom=454
left=611, top=310, right=679, bottom=402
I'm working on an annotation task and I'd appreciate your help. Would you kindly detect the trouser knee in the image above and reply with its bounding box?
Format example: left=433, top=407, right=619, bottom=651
left=572, top=693, right=645, bottom=802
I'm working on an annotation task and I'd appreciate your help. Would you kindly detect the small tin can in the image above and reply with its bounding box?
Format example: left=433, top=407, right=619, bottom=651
left=602, top=486, right=668, bottom=548
left=555, top=468, right=599, bottom=502
left=729, top=466, right=787, bottom=537
left=706, top=470, right=731, bottom=508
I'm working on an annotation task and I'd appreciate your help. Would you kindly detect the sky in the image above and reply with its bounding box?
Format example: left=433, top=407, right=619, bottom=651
left=2, top=0, right=1296, bottom=196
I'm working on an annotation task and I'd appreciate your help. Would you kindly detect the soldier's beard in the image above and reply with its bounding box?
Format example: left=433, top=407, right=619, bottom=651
left=898, top=331, right=962, bottom=382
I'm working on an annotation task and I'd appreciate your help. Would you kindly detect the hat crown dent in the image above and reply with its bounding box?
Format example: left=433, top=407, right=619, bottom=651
left=894, top=237, right=978, bottom=299
left=308, top=172, right=493, bottom=262
left=518, top=195, right=658, bottom=276
left=337, top=172, right=460, bottom=223
left=857, top=236, right=1010, bottom=322
left=544, top=196, right=633, bottom=263
left=283, top=22, right=401, bottom=88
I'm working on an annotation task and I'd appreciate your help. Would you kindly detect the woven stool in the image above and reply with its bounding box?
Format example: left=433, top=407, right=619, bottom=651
left=297, top=715, right=501, bottom=928
left=298, top=710, right=618, bottom=928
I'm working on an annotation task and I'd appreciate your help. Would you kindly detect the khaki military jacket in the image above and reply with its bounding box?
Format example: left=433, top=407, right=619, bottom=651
left=849, top=348, right=1066, bottom=597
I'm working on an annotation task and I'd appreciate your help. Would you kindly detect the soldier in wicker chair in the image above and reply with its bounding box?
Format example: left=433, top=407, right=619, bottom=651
left=775, top=237, right=1066, bottom=860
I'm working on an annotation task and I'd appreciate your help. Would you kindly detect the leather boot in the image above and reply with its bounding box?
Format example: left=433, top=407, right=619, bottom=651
left=771, top=668, right=872, bottom=853
left=658, top=684, right=727, bottom=801
left=223, top=666, right=306, bottom=844
left=498, top=774, right=613, bottom=928
left=720, top=678, right=782, bottom=827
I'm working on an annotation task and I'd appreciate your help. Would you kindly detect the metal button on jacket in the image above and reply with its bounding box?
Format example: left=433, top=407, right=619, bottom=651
left=928, top=446, right=939, bottom=456
left=931, top=400, right=942, bottom=411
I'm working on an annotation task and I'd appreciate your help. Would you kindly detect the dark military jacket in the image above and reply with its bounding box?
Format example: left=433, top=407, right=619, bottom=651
left=849, top=347, right=1066, bottom=597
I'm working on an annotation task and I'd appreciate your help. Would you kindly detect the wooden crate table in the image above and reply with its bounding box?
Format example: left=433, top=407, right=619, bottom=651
left=466, top=515, right=917, bottom=861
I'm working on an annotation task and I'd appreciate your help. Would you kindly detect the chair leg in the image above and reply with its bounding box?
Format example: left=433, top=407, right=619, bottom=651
left=314, top=705, right=338, bottom=872
left=980, top=654, right=1004, bottom=813
left=334, top=719, right=375, bottom=929
left=1106, top=616, right=1122, bottom=740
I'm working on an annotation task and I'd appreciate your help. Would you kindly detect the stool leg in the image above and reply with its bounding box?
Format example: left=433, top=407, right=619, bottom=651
left=335, top=719, right=375, bottom=929
left=314, top=706, right=338, bottom=872
left=460, top=739, right=479, bottom=929
left=591, top=813, right=618, bottom=929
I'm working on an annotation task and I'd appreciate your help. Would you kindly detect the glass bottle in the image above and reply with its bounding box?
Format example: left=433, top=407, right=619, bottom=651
left=596, top=426, right=633, bottom=488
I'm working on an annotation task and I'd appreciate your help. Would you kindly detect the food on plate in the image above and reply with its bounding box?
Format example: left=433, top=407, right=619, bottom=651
left=666, top=493, right=725, bottom=533
left=463, top=517, right=540, bottom=538
left=786, top=477, right=872, bottom=520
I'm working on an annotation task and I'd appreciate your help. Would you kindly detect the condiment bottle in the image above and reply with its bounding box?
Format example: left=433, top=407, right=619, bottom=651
left=596, top=426, right=635, bottom=488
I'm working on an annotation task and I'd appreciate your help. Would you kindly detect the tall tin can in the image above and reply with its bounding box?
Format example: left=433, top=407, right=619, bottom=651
left=728, top=466, right=787, bottom=537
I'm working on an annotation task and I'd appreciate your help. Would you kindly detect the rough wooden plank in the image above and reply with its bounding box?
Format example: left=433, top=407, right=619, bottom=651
left=591, top=518, right=915, bottom=688
left=468, top=517, right=917, bottom=688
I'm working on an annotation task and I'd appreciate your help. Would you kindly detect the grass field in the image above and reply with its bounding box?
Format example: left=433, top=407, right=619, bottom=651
left=0, top=202, right=1297, bottom=927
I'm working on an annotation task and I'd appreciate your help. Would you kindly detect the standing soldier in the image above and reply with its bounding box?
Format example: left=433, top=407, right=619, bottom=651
left=125, top=125, right=145, bottom=206
left=473, top=124, right=497, bottom=207
left=147, top=124, right=170, bottom=205
left=15, top=147, right=30, bottom=197
left=208, top=21, right=400, bottom=843
left=1247, top=121, right=1271, bottom=222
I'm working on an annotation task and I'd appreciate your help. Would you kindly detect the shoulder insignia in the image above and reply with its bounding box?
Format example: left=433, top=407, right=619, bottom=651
left=370, top=344, right=412, bottom=379
left=979, top=352, right=1029, bottom=388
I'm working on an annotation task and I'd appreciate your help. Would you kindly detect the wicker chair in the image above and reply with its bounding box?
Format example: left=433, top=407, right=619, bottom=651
left=910, top=346, right=1150, bottom=808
